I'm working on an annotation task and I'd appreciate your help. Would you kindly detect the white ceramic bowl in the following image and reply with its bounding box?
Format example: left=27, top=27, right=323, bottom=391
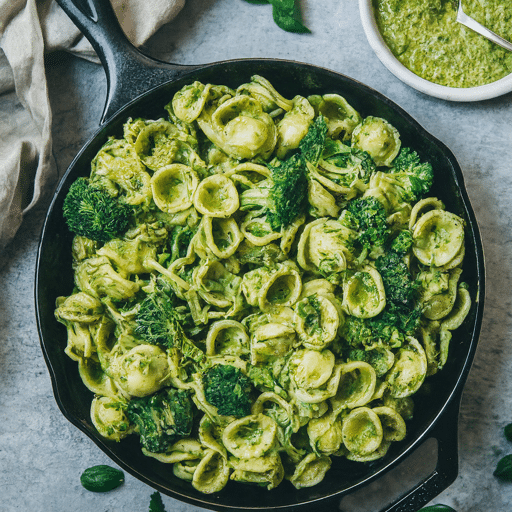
left=359, top=0, right=512, bottom=101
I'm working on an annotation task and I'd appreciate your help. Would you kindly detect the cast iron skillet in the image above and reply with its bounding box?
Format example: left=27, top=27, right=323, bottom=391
left=35, top=0, right=485, bottom=510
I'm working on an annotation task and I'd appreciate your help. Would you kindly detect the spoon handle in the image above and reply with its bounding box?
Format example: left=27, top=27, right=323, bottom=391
left=457, top=7, right=512, bottom=52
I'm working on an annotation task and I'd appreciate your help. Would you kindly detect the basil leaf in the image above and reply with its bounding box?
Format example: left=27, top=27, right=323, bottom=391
left=80, top=465, right=124, bottom=492
left=418, top=505, right=457, bottom=512
left=269, top=0, right=295, bottom=9
left=272, top=7, right=310, bottom=33
left=494, top=454, right=512, bottom=481
left=270, top=0, right=310, bottom=34
left=504, top=422, right=512, bottom=442
left=242, top=0, right=310, bottom=33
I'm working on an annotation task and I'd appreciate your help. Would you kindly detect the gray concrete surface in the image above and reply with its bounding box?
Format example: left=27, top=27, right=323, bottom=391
left=1, top=1, right=512, bottom=510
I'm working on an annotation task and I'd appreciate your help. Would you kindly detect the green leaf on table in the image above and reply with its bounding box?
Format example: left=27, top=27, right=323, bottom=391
left=242, top=0, right=310, bottom=33
left=494, top=454, right=512, bottom=481
left=418, top=505, right=457, bottom=511
left=270, top=0, right=310, bottom=33
left=80, top=465, right=124, bottom=493
left=149, top=491, right=166, bottom=512
left=504, top=422, right=512, bottom=442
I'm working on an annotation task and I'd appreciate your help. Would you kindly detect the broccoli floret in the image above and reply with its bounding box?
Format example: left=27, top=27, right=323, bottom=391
left=341, top=304, right=422, bottom=350
left=330, top=148, right=375, bottom=178
left=342, top=230, right=421, bottom=349
left=321, top=139, right=376, bottom=186
left=266, top=153, right=309, bottom=230
left=135, top=288, right=205, bottom=364
left=63, top=177, right=132, bottom=242
left=239, top=154, right=308, bottom=231
left=240, top=116, right=328, bottom=230
left=386, top=147, right=434, bottom=202
left=381, top=302, right=422, bottom=333
left=298, top=114, right=329, bottom=164
left=376, top=251, right=417, bottom=308
left=347, top=348, right=391, bottom=377
left=135, top=289, right=186, bottom=348
left=203, top=365, right=252, bottom=418
left=347, top=196, right=390, bottom=250
left=342, top=229, right=422, bottom=350
left=246, top=364, right=287, bottom=399
left=389, top=229, right=413, bottom=255
left=376, top=230, right=418, bottom=309
left=126, top=387, right=194, bottom=453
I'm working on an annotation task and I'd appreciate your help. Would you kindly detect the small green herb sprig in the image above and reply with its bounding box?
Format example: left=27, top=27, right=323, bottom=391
left=149, top=491, right=167, bottom=512
left=242, top=0, right=310, bottom=33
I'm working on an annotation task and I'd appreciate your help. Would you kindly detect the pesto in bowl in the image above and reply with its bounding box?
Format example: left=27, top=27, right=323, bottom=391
left=373, top=0, right=512, bottom=88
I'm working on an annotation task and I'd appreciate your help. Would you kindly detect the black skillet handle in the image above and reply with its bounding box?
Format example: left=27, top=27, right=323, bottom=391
left=378, top=393, right=462, bottom=512
left=55, top=0, right=198, bottom=124
left=304, top=392, right=461, bottom=512
left=313, top=396, right=461, bottom=512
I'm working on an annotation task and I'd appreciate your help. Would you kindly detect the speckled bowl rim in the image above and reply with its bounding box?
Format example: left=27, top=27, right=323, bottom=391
left=359, top=0, right=512, bottom=101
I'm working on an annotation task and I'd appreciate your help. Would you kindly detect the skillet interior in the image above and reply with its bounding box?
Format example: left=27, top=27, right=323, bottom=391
left=36, top=59, right=484, bottom=510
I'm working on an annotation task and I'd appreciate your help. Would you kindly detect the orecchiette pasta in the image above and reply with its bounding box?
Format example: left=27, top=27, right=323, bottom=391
left=341, top=406, right=384, bottom=456
left=151, top=164, right=199, bottom=214
left=351, top=116, right=401, bottom=167
left=308, top=93, right=362, bottom=141
left=57, top=75, right=471, bottom=494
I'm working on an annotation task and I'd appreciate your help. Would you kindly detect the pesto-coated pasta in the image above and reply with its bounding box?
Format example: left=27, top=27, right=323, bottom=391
left=56, top=76, right=471, bottom=494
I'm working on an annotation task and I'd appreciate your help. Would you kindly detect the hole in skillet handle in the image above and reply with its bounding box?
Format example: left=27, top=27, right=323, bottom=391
left=56, top=0, right=200, bottom=125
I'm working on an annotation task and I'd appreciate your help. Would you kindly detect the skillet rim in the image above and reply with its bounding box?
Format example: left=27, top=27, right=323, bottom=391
left=35, top=57, right=485, bottom=511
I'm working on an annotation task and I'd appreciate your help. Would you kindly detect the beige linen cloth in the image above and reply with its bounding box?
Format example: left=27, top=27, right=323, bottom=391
left=0, top=0, right=185, bottom=252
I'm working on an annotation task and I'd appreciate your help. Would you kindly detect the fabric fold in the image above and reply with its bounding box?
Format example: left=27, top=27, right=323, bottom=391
left=0, top=0, right=185, bottom=251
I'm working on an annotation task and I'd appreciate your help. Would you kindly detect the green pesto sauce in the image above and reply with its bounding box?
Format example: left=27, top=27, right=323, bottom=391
left=374, top=0, right=512, bottom=88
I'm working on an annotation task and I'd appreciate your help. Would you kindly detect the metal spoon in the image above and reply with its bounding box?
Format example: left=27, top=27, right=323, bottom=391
left=456, top=0, right=512, bottom=51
